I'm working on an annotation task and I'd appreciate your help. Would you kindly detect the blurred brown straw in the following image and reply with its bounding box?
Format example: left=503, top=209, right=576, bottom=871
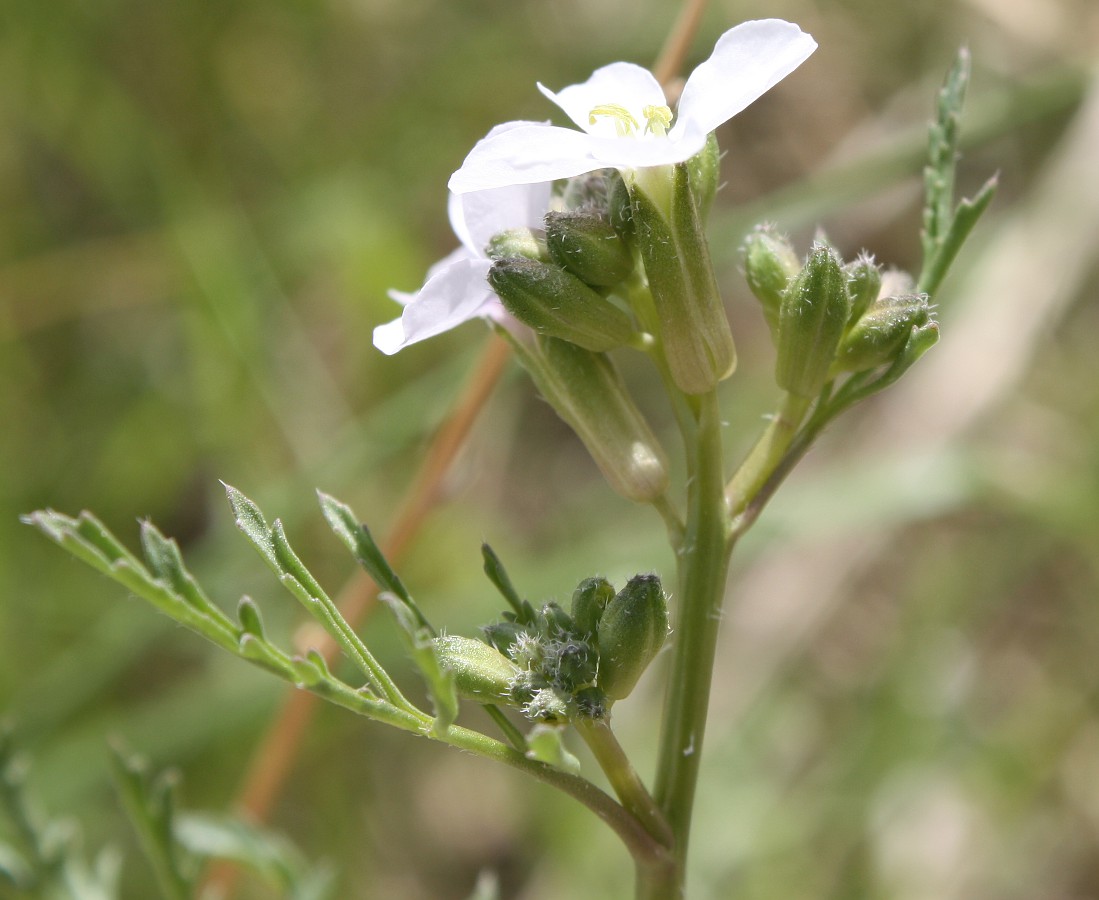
left=202, top=3, right=709, bottom=893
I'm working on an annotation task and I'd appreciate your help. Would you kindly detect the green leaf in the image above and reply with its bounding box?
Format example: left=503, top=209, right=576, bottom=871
left=140, top=520, right=237, bottom=631
left=379, top=594, right=458, bottom=736
left=316, top=491, right=431, bottom=630
left=223, top=482, right=278, bottom=570
left=481, top=543, right=532, bottom=622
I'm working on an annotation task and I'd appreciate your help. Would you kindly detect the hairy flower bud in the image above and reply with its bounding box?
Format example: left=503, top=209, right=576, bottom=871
left=433, top=634, right=521, bottom=704
left=506, top=334, right=670, bottom=504
left=489, top=258, right=636, bottom=352
left=844, top=253, right=883, bottom=326
left=571, top=576, right=616, bottom=636
left=545, top=209, right=634, bottom=287
left=836, top=293, right=933, bottom=373
left=776, top=242, right=850, bottom=398
left=742, top=225, right=800, bottom=338
left=486, top=227, right=549, bottom=262
left=627, top=164, right=736, bottom=395
left=596, top=574, right=669, bottom=701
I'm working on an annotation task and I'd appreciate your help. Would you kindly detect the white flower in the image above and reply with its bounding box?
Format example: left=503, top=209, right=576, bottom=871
left=373, top=163, right=552, bottom=355
left=448, top=19, right=816, bottom=194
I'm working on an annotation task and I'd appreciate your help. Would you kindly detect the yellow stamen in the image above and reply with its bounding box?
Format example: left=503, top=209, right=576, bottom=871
left=588, top=104, right=640, bottom=137
left=643, top=104, right=673, bottom=137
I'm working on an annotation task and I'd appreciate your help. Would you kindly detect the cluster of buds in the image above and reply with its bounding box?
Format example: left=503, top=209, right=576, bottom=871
left=433, top=573, right=669, bottom=722
left=742, top=226, right=938, bottom=396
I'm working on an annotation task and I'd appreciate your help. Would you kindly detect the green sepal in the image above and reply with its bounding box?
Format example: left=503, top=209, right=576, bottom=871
left=545, top=209, right=634, bottom=287
left=776, top=242, right=850, bottom=398
left=686, top=132, right=721, bottom=220
left=595, top=574, right=669, bottom=701
left=489, top=257, right=637, bottom=352
left=499, top=329, right=670, bottom=503
left=627, top=163, right=736, bottom=394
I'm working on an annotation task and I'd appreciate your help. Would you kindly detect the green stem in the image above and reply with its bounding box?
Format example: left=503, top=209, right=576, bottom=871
left=575, top=717, right=673, bottom=847
left=442, top=722, right=674, bottom=876
left=648, top=389, right=732, bottom=896
left=725, top=391, right=810, bottom=517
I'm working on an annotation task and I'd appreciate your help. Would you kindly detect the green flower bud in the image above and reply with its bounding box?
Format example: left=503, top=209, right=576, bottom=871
left=835, top=293, right=933, bottom=373
left=506, top=333, right=670, bottom=504
left=546, top=637, right=599, bottom=689
left=489, top=258, right=636, bottom=352
left=481, top=619, right=525, bottom=655
left=596, top=574, right=668, bottom=701
left=433, top=634, right=521, bottom=704
left=844, top=253, right=883, bottom=326
left=540, top=601, right=574, bottom=636
left=486, top=227, right=549, bottom=262
left=776, top=242, right=850, bottom=398
left=561, top=168, right=615, bottom=211
left=573, top=686, right=608, bottom=719
left=545, top=209, right=634, bottom=287
left=686, top=133, right=721, bottom=220
left=525, top=686, right=571, bottom=720
left=627, top=163, right=736, bottom=395
left=742, top=225, right=800, bottom=338
left=571, top=576, right=616, bottom=636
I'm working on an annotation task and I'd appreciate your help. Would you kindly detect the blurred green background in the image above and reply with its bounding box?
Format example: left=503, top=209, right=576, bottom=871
left=2, top=0, right=1098, bottom=896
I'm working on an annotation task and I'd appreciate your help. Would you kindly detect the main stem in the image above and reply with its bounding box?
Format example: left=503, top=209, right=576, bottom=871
left=643, top=389, right=732, bottom=897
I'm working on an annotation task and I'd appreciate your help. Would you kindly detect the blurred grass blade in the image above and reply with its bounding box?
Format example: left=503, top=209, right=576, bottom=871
left=109, top=744, right=193, bottom=900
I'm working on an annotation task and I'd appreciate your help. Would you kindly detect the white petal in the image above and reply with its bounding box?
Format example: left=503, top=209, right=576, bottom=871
left=673, top=19, right=816, bottom=140
left=537, top=62, right=666, bottom=137
left=449, top=122, right=605, bottom=193
left=451, top=182, right=553, bottom=256
left=373, top=255, right=496, bottom=354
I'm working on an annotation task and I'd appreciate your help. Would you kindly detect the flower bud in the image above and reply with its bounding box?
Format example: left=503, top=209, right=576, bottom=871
left=561, top=168, right=614, bottom=211
left=546, top=637, right=599, bottom=689
left=486, top=227, right=549, bottom=262
left=742, top=225, right=800, bottom=338
left=570, top=576, right=616, bottom=636
left=835, top=293, right=933, bottom=373
left=596, top=574, right=669, bottom=701
left=776, top=242, right=850, bottom=398
left=433, top=634, right=521, bottom=704
left=524, top=686, right=571, bottom=720
left=545, top=209, right=634, bottom=287
left=540, top=601, right=574, bottom=635
left=508, top=334, right=670, bottom=503
left=844, top=253, right=883, bottom=326
left=488, top=258, right=636, bottom=352
left=628, top=164, right=736, bottom=395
